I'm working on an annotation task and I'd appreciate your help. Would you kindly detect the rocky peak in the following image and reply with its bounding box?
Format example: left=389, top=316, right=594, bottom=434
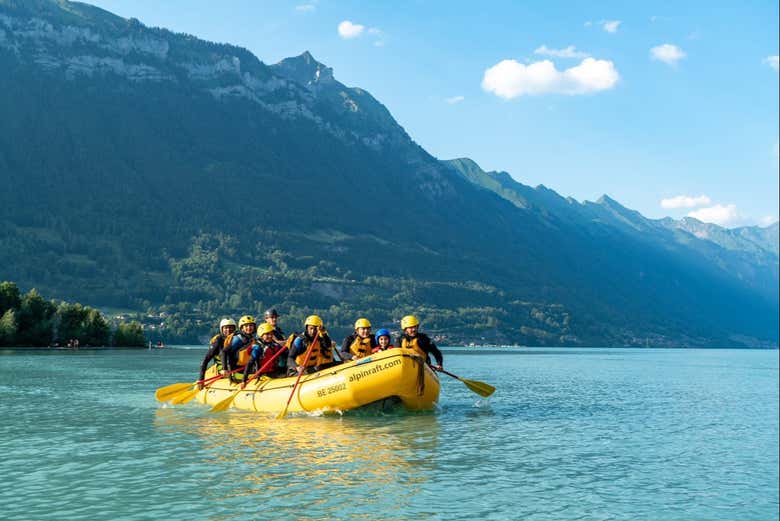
left=270, top=50, right=334, bottom=88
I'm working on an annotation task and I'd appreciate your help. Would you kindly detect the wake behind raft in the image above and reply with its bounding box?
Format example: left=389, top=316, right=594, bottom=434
left=159, top=348, right=441, bottom=414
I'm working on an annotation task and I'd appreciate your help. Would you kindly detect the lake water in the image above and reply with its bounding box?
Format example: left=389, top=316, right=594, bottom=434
left=1, top=347, right=777, bottom=520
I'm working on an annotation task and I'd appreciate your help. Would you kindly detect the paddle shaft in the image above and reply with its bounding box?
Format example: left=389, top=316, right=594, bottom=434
left=434, top=367, right=460, bottom=380
left=278, top=332, right=320, bottom=418
left=243, top=343, right=289, bottom=389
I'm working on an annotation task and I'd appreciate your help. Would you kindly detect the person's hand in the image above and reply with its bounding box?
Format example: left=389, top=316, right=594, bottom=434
left=431, top=364, right=443, bottom=371
left=297, top=366, right=305, bottom=375
left=197, top=383, right=204, bottom=390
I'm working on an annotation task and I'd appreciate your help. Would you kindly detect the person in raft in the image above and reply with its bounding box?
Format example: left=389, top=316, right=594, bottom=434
left=263, top=308, right=286, bottom=344
left=287, top=315, right=336, bottom=375
left=221, top=315, right=257, bottom=383
left=339, top=317, right=377, bottom=361
left=198, top=317, right=236, bottom=389
left=396, top=315, right=443, bottom=370
left=372, top=328, right=394, bottom=353
left=242, top=323, right=287, bottom=381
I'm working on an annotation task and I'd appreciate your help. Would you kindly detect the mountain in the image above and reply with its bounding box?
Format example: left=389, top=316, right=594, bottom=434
left=443, top=159, right=779, bottom=302
left=0, top=0, right=777, bottom=347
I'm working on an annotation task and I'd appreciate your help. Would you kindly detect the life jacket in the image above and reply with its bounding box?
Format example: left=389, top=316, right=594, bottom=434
left=372, top=344, right=394, bottom=353
left=294, top=334, right=333, bottom=368
left=349, top=334, right=373, bottom=359
left=210, top=333, right=228, bottom=371
left=258, top=340, right=287, bottom=372
left=400, top=335, right=427, bottom=360
left=225, top=332, right=255, bottom=367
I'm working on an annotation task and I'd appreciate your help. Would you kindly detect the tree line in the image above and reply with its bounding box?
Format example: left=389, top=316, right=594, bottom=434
left=0, top=281, right=146, bottom=347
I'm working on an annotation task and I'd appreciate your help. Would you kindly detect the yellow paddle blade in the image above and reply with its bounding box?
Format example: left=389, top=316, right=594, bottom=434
left=210, top=391, right=239, bottom=412
left=169, top=387, right=201, bottom=405
left=155, top=382, right=195, bottom=402
left=462, top=378, right=496, bottom=398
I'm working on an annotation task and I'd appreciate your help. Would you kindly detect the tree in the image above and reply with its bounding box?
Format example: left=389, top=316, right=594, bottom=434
left=56, top=302, right=87, bottom=344
left=83, top=308, right=110, bottom=346
left=15, top=289, right=56, bottom=346
left=0, top=309, right=17, bottom=346
left=113, top=321, right=146, bottom=347
left=0, top=281, right=21, bottom=316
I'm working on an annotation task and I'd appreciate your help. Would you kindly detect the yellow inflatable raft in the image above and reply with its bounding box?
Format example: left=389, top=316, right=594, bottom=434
left=197, top=348, right=440, bottom=413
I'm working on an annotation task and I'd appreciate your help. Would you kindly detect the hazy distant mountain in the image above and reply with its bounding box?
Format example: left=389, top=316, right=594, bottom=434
left=0, top=0, right=777, bottom=346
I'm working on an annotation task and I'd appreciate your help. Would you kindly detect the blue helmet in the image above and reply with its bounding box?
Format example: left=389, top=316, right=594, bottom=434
left=375, top=328, right=391, bottom=342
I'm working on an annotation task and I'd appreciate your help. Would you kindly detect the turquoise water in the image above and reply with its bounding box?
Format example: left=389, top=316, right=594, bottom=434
left=1, top=347, right=777, bottom=520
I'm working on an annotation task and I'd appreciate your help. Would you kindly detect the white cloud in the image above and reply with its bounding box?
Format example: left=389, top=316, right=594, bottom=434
left=650, top=43, right=686, bottom=66
left=482, top=57, right=619, bottom=99
left=602, top=20, right=621, bottom=33
left=534, top=45, right=590, bottom=59
left=444, top=95, right=465, bottom=104
left=687, top=204, right=740, bottom=227
left=584, top=21, right=593, bottom=27
left=763, top=55, right=779, bottom=71
left=295, top=3, right=316, bottom=13
left=338, top=20, right=365, bottom=39
left=759, top=215, right=779, bottom=227
left=661, top=194, right=712, bottom=209
left=367, top=27, right=386, bottom=46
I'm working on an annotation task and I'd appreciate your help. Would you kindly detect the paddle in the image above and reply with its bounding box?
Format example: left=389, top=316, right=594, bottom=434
left=155, top=373, right=224, bottom=402
left=155, top=367, right=244, bottom=404
left=432, top=367, right=496, bottom=397
left=155, top=382, right=199, bottom=402
left=210, top=343, right=290, bottom=413
left=277, top=331, right=319, bottom=419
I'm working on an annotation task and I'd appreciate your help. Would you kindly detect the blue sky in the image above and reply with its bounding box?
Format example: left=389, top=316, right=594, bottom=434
left=86, top=0, right=779, bottom=228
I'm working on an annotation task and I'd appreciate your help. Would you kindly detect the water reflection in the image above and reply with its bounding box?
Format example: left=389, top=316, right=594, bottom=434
left=154, top=408, right=442, bottom=519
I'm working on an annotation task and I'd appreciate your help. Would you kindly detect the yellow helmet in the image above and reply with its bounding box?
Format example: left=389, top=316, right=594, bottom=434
left=258, top=323, right=275, bottom=336
left=401, top=315, right=419, bottom=329
left=354, top=318, right=371, bottom=329
left=238, top=315, right=256, bottom=328
left=219, top=318, right=236, bottom=329
left=304, top=315, right=323, bottom=327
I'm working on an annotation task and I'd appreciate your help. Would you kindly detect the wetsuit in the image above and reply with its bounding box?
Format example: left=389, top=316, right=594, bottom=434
left=221, top=331, right=255, bottom=381
left=199, top=333, right=227, bottom=382
left=271, top=326, right=286, bottom=344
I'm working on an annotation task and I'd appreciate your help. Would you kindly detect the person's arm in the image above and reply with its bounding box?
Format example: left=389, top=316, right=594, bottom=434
left=339, top=334, right=355, bottom=360
left=287, top=338, right=303, bottom=373
left=199, top=340, right=220, bottom=383
left=423, top=335, right=443, bottom=368
left=242, top=353, right=254, bottom=382
left=222, top=335, right=241, bottom=377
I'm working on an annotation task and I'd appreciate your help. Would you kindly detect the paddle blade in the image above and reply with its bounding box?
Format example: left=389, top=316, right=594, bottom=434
left=169, top=387, right=201, bottom=405
left=462, top=378, right=495, bottom=398
left=210, top=391, right=239, bottom=412
left=155, top=382, right=194, bottom=402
